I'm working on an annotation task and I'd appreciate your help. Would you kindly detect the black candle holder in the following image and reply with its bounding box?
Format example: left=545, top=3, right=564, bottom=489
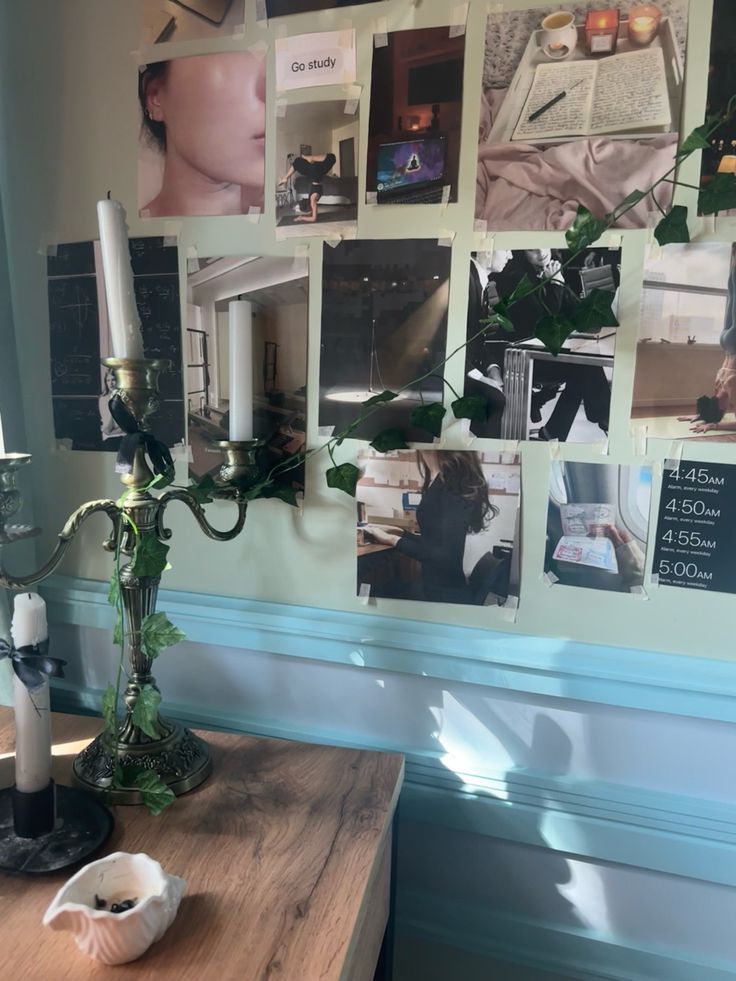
left=0, top=781, right=113, bottom=875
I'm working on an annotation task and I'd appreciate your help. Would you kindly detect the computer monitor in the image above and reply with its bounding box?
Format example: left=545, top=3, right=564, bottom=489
left=376, top=137, right=446, bottom=193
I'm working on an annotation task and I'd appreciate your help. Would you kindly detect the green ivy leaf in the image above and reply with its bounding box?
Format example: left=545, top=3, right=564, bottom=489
left=113, top=612, right=123, bottom=648
left=101, top=683, right=117, bottom=737
left=370, top=428, right=409, bottom=453
left=131, top=534, right=170, bottom=578
left=131, top=684, right=161, bottom=740
left=486, top=311, right=515, bottom=334
left=451, top=395, right=488, bottom=423
left=258, top=483, right=300, bottom=507
left=187, top=474, right=217, bottom=505
left=571, top=289, right=619, bottom=333
left=676, top=125, right=711, bottom=160
left=654, top=205, right=690, bottom=245
left=535, top=314, right=578, bottom=357
left=107, top=570, right=119, bottom=608
left=135, top=770, right=176, bottom=816
left=410, top=402, right=446, bottom=438
left=140, top=611, right=185, bottom=661
left=507, top=273, right=536, bottom=304
left=565, top=206, right=607, bottom=252
left=147, top=468, right=175, bottom=492
left=361, top=390, right=398, bottom=409
left=326, top=462, right=360, bottom=497
left=699, top=173, right=736, bottom=215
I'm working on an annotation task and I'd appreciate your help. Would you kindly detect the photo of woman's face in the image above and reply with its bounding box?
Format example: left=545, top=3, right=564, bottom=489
left=156, top=51, right=266, bottom=191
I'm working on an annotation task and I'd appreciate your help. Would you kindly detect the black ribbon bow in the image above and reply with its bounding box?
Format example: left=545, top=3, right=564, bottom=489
left=0, top=637, right=66, bottom=691
left=109, top=393, right=174, bottom=478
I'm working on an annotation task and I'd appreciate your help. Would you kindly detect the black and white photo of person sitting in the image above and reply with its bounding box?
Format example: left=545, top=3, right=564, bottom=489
left=362, top=450, right=512, bottom=605
left=465, top=249, right=616, bottom=441
left=279, top=152, right=337, bottom=223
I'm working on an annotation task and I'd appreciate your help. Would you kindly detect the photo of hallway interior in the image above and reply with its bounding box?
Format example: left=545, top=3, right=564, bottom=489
left=185, top=255, right=308, bottom=489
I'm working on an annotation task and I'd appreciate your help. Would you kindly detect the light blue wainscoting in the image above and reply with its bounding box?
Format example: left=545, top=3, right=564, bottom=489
left=43, top=575, right=736, bottom=981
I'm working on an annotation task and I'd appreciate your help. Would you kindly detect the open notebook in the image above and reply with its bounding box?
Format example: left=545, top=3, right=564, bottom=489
left=552, top=503, right=618, bottom=571
left=513, top=46, right=670, bottom=142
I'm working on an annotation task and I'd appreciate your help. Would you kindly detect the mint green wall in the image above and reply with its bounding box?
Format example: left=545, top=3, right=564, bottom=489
left=0, top=0, right=731, bottom=659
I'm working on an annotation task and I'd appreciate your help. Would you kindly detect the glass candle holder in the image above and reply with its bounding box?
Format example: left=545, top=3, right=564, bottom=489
left=628, top=4, right=662, bottom=46
left=585, top=9, right=620, bottom=55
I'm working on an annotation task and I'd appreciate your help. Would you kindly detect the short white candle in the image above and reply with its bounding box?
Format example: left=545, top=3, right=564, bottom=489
left=11, top=592, right=52, bottom=794
left=97, top=198, right=145, bottom=360
left=228, top=300, right=254, bottom=441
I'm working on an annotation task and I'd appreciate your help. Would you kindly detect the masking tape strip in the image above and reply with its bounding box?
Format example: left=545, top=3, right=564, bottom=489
left=489, top=1, right=505, bottom=12
left=542, top=571, right=559, bottom=586
left=632, top=424, right=648, bottom=457
left=325, top=235, right=343, bottom=248
left=630, top=585, right=649, bottom=601
left=649, top=573, right=659, bottom=588
left=256, top=0, right=268, bottom=24
left=163, top=220, right=182, bottom=239
left=647, top=238, right=662, bottom=261
left=276, top=99, right=287, bottom=117
left=668, top=439, right=684, bottom=466
left=374, top=18, right=388, bottom=46
left=232, top=22, right=245, bottom=38
left=250, top=40, right=268, bottom=56
left=366, top=191, right=377, bottom=205
left=187, top=257, right=200, bottom=273
left=608, top=233, right=623, bottom=248
left=593, top=436, right=609, bottom=456
left=140, top=208, right=151, bottom=219
left=474, top=219, right=488, bottom=235
left=358, top=583, right=372, bottom=605
left=339, top=26, right=354, bottom=47
left=318, top=425, right=335, bottom=437
left=459, top=417, right=474, bottom=446
left=186, top=245, right=198, bottom=258
left=344, top=97, right=360, bottom=115
left=163, top=235, right=178, bottom=248
left=246, top=207, right=262, bottom=223
left=52, top=438, right=73, bottom=452
left=502, top=594, right=519, bottom=623
left=275, top=23, right=288, bottom=38
left=294, top=243, right=310, bottom=258
left=170, top=443, right=193, bottom=463
left=502, top=439, right=520, bottom=457
left=702, top=214, right=716, bottom=236
left=652, top=459, right=663, bottom=480
left=440, top=184, right=451, bottom=211
left=438, top=229, right=455, bottom=247
left=449, top=2, right=469, bottom=36
left=547, top=437, right=561, bottom=460
left=39, top=235, right=58, bottom=256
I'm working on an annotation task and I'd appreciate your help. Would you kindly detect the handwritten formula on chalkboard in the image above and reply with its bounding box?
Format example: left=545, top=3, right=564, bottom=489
left=48, top=238, right=184, bottom=451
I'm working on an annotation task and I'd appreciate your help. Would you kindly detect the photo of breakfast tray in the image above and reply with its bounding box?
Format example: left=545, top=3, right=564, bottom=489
left=486, top=17, right=684, bottom=146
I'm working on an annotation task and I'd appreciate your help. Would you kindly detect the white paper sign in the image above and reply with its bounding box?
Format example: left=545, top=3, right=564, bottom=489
left=275, top=30, right=356, bottom=92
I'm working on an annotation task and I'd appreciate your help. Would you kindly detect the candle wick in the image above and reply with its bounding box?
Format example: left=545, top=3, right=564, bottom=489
left=107, top=190, right=112, bottom=200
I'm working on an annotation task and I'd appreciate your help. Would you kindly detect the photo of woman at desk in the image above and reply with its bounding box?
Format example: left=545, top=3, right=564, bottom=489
left=465, top=247, right=620, bottom=443
left=357, top=449, right=520, bottom=607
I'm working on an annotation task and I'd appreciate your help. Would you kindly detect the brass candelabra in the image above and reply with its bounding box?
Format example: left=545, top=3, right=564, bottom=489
left=0, top=357, right=260, bottom=804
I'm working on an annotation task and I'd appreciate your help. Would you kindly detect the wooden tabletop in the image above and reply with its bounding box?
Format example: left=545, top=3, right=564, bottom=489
left=0, top=710, right=404, bottom=981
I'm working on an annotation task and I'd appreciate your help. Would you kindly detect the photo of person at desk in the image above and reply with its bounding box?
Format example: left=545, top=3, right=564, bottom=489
left=357, top=449, right=520, bottom=607
left=465, top=247, right=620, bottom=443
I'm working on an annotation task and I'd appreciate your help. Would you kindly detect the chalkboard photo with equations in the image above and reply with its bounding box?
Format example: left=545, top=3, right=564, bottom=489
left=48, top=237, right=184, bottom=451
left=652, top=461, right=736, bottom=596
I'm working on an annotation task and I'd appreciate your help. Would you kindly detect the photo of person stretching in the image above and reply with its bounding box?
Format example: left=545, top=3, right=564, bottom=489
left=358, top=449, right=520, bottom=607
left=279, top=152, right=336, bottom=223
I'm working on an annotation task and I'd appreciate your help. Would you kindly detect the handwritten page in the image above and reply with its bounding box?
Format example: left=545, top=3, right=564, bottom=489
left=512, top=46, right=670, bottom=141
left=513, top=62, right=596, bottom=141
left=590, top=47, right=670, bottom=135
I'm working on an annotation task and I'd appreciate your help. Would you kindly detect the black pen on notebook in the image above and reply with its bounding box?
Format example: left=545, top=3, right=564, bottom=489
left=527, top=78, right=584, bottom=123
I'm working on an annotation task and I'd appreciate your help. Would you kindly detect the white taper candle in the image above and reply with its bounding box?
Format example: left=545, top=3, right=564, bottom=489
left=11, top=592, right=52, bottom=794
left=97, top=197, right=145, bottom=360
left=228, top=300, right=254, bottom=441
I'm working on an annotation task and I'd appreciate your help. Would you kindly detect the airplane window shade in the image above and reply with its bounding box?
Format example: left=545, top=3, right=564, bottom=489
left=619, top=467, right=651, bottom=544
left=550, top=462, right=568, bottom=505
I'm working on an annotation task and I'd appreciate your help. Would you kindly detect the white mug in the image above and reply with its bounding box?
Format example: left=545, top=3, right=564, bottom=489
left=539, top=11, right=578, bottom=60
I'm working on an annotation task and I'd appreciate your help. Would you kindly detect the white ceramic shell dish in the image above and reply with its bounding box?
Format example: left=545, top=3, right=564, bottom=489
left=42, top=851, right=186, bottom=965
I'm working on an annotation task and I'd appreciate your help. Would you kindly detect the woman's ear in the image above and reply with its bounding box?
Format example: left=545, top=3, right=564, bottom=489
left=144, top=74, right=165, bottom=122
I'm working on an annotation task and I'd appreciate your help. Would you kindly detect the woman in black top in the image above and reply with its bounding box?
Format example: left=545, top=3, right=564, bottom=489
left=278, top=152, right=336, bottom=223
left=364, top=451, right=500, bottom=604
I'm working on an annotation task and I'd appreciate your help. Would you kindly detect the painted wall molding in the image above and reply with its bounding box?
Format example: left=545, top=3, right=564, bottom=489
left=42, top=574, right=736, bottom=723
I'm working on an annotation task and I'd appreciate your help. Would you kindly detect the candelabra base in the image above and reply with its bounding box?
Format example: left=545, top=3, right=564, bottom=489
left=71, top=721, right=212, bottom=804
left=0, top=784, right=113, bottom=875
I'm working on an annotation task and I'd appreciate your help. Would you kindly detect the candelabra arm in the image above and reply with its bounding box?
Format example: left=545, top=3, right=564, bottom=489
left=155, top=489, right=248, bottom=543
left=0, top=500, right=121, bottom=591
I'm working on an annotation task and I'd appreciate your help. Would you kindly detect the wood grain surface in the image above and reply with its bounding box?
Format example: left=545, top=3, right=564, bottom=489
left=0, top=710, right=403, bottom=981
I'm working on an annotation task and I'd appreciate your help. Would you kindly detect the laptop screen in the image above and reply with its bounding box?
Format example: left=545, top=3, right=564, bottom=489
left=376, top=137, right=446, bottom=192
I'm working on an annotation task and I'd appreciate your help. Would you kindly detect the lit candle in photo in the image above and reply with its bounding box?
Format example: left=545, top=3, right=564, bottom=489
left=11, top=592, right=51, bottom=794
left=628, top=4, right=662, bottom=45
left=228, top=300, right=254, bottom=442
left=96, top=197, right=145, bottom=360
left=585, top=9, right=620, bottom=54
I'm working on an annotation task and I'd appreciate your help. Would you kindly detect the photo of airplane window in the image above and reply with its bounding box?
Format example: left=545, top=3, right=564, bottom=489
left=319, top=239, right=450, bottom=440
left=185, top=255, right=308, bottom=497
left=545, top=461, right=652, bottom=593
left=367, top=26, right=465, bottom=204
left=698, top=0, right=736, bottom=211
left=465, top=247, right=620, bottom=442
left=631, top=243, right=736, bottom=442
left=357, top=449, right=521, bottom=606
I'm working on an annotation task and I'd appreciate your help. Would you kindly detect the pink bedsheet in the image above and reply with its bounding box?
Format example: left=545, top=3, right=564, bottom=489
left=476, top=89, right=677, bottom=231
